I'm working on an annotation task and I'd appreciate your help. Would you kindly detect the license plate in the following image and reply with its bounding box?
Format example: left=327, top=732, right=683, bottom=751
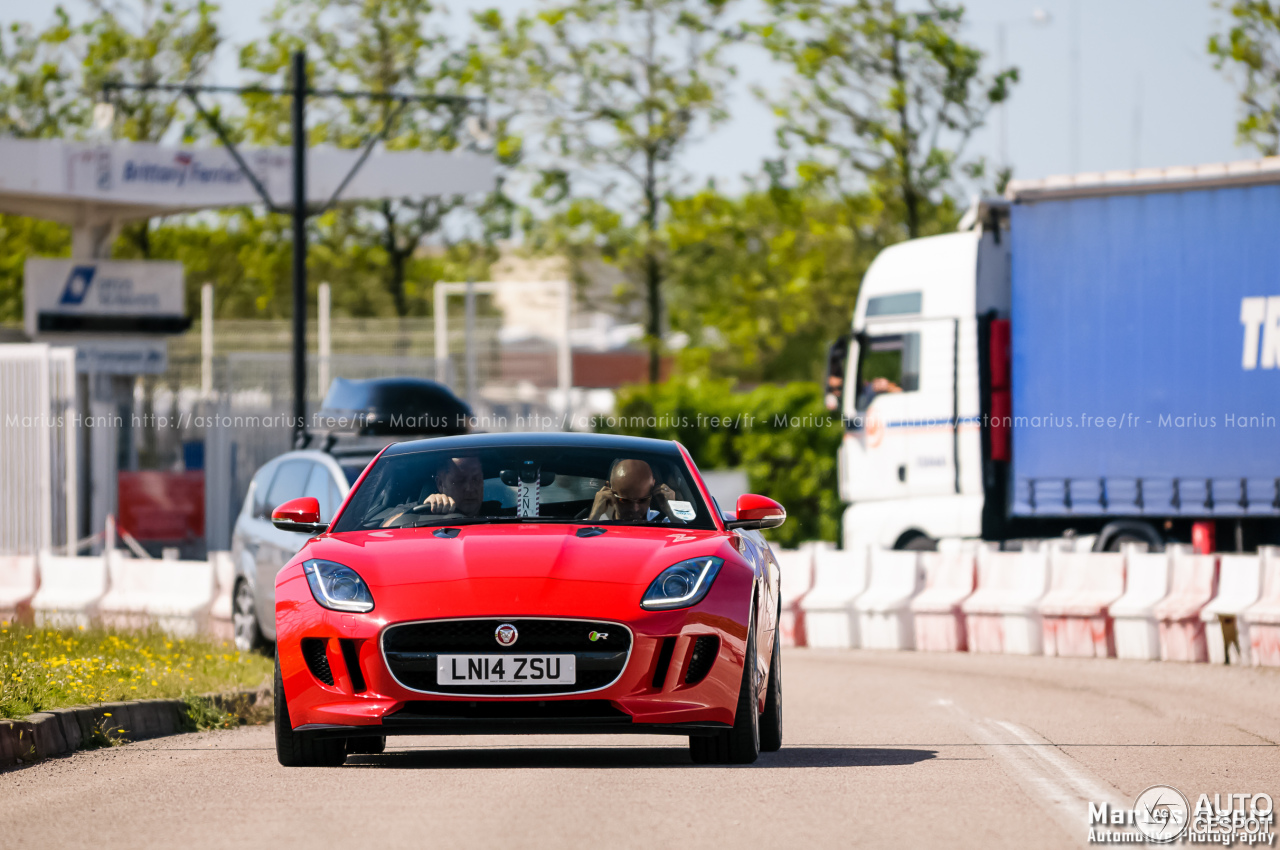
left=436, top=654, right=576, bottom=685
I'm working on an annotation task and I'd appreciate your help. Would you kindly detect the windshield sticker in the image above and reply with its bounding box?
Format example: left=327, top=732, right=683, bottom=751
left=668, top=500, right=696, bottom=521
left=517, top=478, right=540, bottom=517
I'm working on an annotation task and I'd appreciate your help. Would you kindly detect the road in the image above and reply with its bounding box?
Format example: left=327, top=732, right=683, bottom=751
left=3, top=650, right=1278, bottom=849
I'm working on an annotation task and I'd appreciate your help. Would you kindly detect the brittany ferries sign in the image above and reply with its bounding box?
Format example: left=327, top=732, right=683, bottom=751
left=0, top=137, right=494, bottom=222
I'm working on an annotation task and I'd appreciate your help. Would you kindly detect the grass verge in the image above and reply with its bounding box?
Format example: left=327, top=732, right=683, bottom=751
left=0, top=622, right=273, bottom=719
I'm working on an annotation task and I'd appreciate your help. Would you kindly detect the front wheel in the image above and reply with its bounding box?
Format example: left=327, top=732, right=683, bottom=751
left=689, top=617, right=761, bottom=765
left=274, top=655, right=347, bottom=767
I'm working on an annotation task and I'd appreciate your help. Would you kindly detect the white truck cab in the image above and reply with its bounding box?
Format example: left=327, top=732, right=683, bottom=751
left=834, top=207, right=1010, bottom=552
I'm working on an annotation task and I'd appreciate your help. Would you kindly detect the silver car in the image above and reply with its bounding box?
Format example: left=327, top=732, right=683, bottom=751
left=229, top=450, right=366, bottom=650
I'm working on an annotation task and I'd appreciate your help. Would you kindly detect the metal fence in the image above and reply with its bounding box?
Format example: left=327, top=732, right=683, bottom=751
left=0, top=344, right=76, bottom=555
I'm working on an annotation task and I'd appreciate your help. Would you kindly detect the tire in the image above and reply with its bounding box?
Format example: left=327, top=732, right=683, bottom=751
left=902, top=534, right=938, bottom=552
left=233, top=580, right=264, bottom=653
left=274, top=654, right=347, bottom=767
left=347, top=736, right=386, bottom=755
left=689, top=616, right=761, bottom=765
left=758, top=627, right=782, bottom=752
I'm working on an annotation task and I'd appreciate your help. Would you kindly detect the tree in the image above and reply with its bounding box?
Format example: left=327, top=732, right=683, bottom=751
left=663, top=172, right=903, bottom=383
left=1209, top=1, right=1280, bottom=156
left=489, top=0, right=737, bottom=382
left=0, top=0, right=219, bottom=318
left=753, top=0, right=1014, bottom=239
left=240, top=0, right=494, bottom=317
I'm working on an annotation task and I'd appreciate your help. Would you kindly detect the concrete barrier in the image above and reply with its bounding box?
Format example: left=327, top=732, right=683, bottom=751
left=31, top=552, right=108, bottom=628
left=800, top=546, right=869, bottom=649
left=99, top=552, right=216, bottom=636
left=1152, top=551, right=1218, bottom=662
left=209, top=551, right=236, bottom=642
left=0, top=554, right=38, bottom=623
left=963, top=547, right=1050, bottom=655
left=1200, top=554, right=1262, bottom=665
left=1039, top=551, right=1125, bottom=658
left=853, top=549, right=925, bottom=650
left=1241, top=547, right=1280, bottom=667
left=1109, top=548, right=1171, bottom=661
left=775, top=544, right=822, bottom=648
left=910, top=548, right=977, bottom=652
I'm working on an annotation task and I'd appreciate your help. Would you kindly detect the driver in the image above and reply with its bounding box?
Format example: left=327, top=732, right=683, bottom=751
left=378, top=456, right=484, bottom=526
left=587, top=459, right=681, bottom=523
left=422, top=456, right=484, bottom=516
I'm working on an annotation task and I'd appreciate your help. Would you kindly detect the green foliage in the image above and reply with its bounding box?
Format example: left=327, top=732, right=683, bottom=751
left=663, top=176, right=889, bottom=383
left=751, top=0, right=1012, bottom=239
left=1209, top=0, right=1280, bottom=156
left=0, top=622, right=272, bottom=720
left=0, top=215, right=70, bottom=324
left=599, top=377, right=844, bottom=547
left=489, top=0, right=739, bottom=380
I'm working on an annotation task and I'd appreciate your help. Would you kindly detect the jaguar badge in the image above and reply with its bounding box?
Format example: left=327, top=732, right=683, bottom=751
left=494, top=623, right=518, bottom=647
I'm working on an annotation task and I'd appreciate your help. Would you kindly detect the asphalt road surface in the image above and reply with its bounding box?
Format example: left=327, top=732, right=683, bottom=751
left=3, top=650, right=1278, bottom=849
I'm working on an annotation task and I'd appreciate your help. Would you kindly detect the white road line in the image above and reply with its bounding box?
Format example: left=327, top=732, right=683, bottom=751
left=935, top=698, right=1133, bottom=842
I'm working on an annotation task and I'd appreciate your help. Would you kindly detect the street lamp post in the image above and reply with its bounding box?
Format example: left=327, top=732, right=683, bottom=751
left=102, top=50, right=487, bottom=446
left=992, top=9, right=1053, bottom=172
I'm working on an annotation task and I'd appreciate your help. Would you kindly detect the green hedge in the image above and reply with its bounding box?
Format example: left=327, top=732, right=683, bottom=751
left=595, top=378, right=843, bottom=548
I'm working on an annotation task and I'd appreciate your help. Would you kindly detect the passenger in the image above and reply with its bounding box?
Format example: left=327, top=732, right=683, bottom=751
left=588, top=459, right=681, bottom=523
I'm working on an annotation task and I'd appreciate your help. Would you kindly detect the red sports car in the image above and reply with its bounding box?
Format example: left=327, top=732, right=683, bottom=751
left=270, top=432, right=786, bottom=766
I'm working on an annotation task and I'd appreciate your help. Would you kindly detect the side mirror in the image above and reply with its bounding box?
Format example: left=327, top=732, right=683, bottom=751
left=271, top=497, right=328, bottom=534
left=725, top=494, right=786, bottom=531
left=824, top=334, right=851, bottom=413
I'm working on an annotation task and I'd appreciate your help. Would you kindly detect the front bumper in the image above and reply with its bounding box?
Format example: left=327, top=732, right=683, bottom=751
left=276, top=574, right=751, bottom=735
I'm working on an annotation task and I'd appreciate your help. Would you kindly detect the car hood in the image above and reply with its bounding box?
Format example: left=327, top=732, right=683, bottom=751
left=293, top=524, right=733, bottom=619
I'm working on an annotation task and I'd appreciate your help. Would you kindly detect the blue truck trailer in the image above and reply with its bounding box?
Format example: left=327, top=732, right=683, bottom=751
left=828, top=160, right=1280, bottom=552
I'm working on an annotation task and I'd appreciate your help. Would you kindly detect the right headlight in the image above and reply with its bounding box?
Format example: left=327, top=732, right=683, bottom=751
left=640, top=557, right=724, bottom=611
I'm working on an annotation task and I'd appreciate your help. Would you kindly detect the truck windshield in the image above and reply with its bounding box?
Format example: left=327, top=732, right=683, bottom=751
left=855, top=332, right=920, bottom=410
left=331, top=445, right=715, bottom=532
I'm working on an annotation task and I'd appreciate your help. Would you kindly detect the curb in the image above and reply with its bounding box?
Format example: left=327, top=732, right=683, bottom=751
left=0, top=687, right=269, bottom=769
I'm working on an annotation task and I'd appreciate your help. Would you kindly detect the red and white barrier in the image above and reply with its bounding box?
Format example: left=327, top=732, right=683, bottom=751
left=1039, top=551, right=1125, bottom=658
left=32, top=551, right=108, bottom=628
left=0, top=554, right=38, bottom=623
left=1109, top=548, right=1171, bottom=661
left=801, top=546, right=869, bottom=649
left=854, top=549, right=925, bottom=650
left=209, top=551, right=236, bottom=642
left=100, top=552, right=216, bottom=636
left=1242, top=547, right=1280, bottom=667
left=775, top=544, right=822, bottom=647
left=1152, top=551, right=1218, bottom=662
left=910, top=548, right=977, bottom=652
left=1200, top=554, right=1261, bottom=665
left=963, top=547, right=1050, bottom=655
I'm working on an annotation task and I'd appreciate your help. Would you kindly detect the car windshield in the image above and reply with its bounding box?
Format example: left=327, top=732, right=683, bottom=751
left=331, top=445, right=716, bottom=532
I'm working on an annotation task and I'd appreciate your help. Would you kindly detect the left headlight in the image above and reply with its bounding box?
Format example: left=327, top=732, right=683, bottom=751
left=640, top=557, right=723, bottom=611
left=303, top=559, right=375, bottom=613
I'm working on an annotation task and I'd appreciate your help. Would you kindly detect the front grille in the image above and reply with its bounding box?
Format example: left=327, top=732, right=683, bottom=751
left=685, top=636, right=719, bottom=684
left=382, top=618, right=632, bottom=695
left=301, top=638, right=334, bottom=686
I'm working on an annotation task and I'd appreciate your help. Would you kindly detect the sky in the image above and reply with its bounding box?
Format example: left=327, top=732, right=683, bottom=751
left=0, top=0, right=1254, bottom=192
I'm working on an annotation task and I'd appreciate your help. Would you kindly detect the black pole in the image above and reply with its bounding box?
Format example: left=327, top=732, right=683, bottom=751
left=291, top=50, right=308, bottom=446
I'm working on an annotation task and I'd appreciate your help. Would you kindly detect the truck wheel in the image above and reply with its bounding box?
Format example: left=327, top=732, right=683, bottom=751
left=900, top=533, right=938, bottom=551
left=1097, top=520, right=1163, bottom=553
